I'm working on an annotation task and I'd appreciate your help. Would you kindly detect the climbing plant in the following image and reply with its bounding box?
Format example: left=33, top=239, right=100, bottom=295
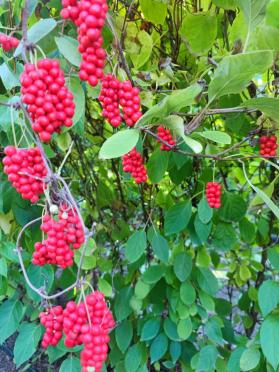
left=0, top=0, right=279, bottom=371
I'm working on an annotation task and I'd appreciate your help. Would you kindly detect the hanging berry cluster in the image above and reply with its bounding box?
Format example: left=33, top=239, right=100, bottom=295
left=40, top=306, right=64, bottom=348
left=157, top=126, right=176, bottom=151
left=122, top=148, right=147, bottom=184
left=206, top=182, right=222, bottom=209
left=259, top=135, right=278, bottom=157
left=61, top=0, right=108, bottom=87
left=3, top=146, right=47, bottom=203
left=32, top=205, right=85, bottom=268
left=0, top=34, right=19, bottom=51
left=20, top=59, right=75, bottom=142
left=99, top=75, right=142, bottom=127
left=40, top=291, right=115, bottom=372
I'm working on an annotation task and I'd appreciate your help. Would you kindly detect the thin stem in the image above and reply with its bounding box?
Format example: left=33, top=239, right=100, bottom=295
left=57, top=141, right=74, bottom=176
left=10, top=106, right=18, bottom=147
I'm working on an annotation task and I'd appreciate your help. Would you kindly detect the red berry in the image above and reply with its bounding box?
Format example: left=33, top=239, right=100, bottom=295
left=205, top=182, right=222, bottom=209
left=20, top=59, right=75, bottom=141
left=157, top=126, right=176, bottom=151
left=259, top=135, right=278, bottom=157
left=122, top=148, right=147, bottom=184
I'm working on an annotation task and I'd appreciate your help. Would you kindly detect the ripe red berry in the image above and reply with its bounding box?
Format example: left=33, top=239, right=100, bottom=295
left=122, top=148, right=147, bottom=184
left=99, top=75, right=142, bottom=127
left=40, top=306, right=64, bottom=348
left=205, top=182, right=222, bottom=209
left=61, top=0, right=108, bottom=87
left=119, top=80, right=142, bottom=126
left=3, top=146, right=47, bottom=203
left=259, top=135, right=278, bottom=157
left=32, top=204, right=85, bottom=268
left=20, top=59, right=75, bottom=142
left=99, top=75, right=122, bottom=127
left=157, top=126, right=176, bottom=151
left=0, top=33, right=19, bottom=52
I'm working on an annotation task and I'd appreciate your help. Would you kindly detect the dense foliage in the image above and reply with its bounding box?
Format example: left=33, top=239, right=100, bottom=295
left=0, top=0, right=279, bottom=371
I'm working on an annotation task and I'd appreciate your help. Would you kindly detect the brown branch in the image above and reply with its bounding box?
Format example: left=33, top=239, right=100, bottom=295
left=106, top=13, right=134, bottom=85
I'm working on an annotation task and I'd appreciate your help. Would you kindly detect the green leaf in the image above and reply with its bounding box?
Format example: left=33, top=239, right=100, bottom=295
left=242, top=97, right=279, bottom=121
left=139, top=0, right=167, bottom=24
left=196, top=268, right=219, bottom=296
left=150, top=333, right=168, bottom=363
left=99, top=129, right=140, bottom=159
left=141, top=319, right=161, bottom=341
left=151, top=234, right=169, bottom=263
left=266, top=0, right=279, bottom=28
left=26, top=265, right=54, bottom=302
left=55, top=36, right=81, bottom=67
left=164, top=200, right=192, bottom=236
left=194, top=216, right=212, bottom=244
left=177, top=318, right=192, bottom=340
left=197, top=131, right=231, bottom=145
left=239, top=348, right=261, bottom=371
left=0, top=257, right=7, bottom=277
left=197, top=345, right=218, bottom=371
left=130, top=30, right=153, bottom=69
left=242, top=163, right=279, bottom=219
left=136, top=84, right=203, bottom=127
left=227, top=347, right=245, bottom=372
left=135, top=280, right=151, bottom=299
left=198, top=197, right=213, bottom=224
left=142, top=265, right=166, bottom=284
left=59, top=356, right=81, bottom=372
left=239, top=218, right=255, bottom=244
left=212, top=0, right=237, bottom=9
left=69, top=77, right=85, bottom=126
left=14, top=323, right=42, bottom=367
left=115, top=320, right=133, bottom=353
left=163, top=318, right=180, bottom=341
left=212, top=222, right=237, bottom=251
left=204, top=317, right=223, bottom=345
left=14, top=19, right=57, bottom=57
left=180, top=282, right=196, bottom=306
left=258, top=280, right=279, bottom=317
left=237, top=0, right=269, bottom=50
left=208, top=51, right=273, bottom=102
left=170, top=341, right=182, bottom=363
left=125, top=344, right=142, bottom=371
left=115, top=287, right=133, bottom=321
left=125, top=231, right=147, bottom=263
left=56, top=132, right=72, bottom=152
left=268, top=247, right=279, bottom=270
left=173, top=252, right=192, bottom=282
left=98, top=278, right=112, bottom=297
left=180, top=12, right=217, bottom=55
left=260, top=314, right=279, bottom=370
left=147, top=149, right=169, bottom=183
left=0, top=300, right=25, bottom=343
left=0, top=63, right=20, bottom=90
left=219, top=193, right=247, bottom=222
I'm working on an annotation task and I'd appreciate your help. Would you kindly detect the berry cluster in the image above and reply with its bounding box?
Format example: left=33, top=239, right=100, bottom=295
left=63, top=291, right=115, bottom=372
left=99, top=75, right=142, bottom=127
left=119, top=80, right=142, bottom=127
left=157, top=126, right=176, bottom=151
left=0, top=34, right=19, bottom=52
left=206, top=182, right=222, bottom=209
left=40, top=306, right=64, bottom=348
left=3, top=146, right=47, bottom=203
left=61, top=0, right=108, bottom=87
left=32, top=205, right=85, bottom=268
left=122, top=148, right=147, bottom=184
left=99, top=75, right=122, bottom=127
left=20, top=59, right=75, bottom=142
left=259, top=135, right=278, bottom=157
